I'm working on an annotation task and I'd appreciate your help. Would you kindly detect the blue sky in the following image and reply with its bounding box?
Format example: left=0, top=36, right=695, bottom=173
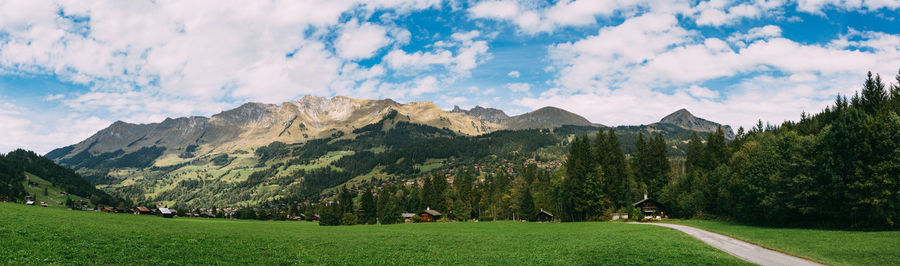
left=1, top=0, right=899, bottom=154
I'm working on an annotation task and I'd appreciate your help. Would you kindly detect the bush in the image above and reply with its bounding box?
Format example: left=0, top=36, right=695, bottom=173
left=341, top=213, right=358, bottom=225
left=629, top=207, right=643, bottom=222
left=411, top=215, right=422, bottom=223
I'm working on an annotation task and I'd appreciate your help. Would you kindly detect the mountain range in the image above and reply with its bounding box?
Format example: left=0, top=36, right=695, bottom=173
left=45, top=96, right=733, bottom=207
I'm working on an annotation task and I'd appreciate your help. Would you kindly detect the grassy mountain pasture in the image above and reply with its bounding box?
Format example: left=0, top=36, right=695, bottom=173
left=22, top=173, right=90, bottom=208
left=670, top=220, right=900, bottom=265
left=0, top=203, right=747, bottom=265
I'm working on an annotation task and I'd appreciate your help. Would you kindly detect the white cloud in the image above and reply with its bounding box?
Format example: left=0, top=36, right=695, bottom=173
left=693, top=0, right=785, bottom=26
left=687, top=85, right=720, bottom=99
left=383, top=31, right=490, bottom=78
left=468, top=0, right=692, bottom=34
left=727, top=25, right=783, bottom=44
left=507, top=71, right=520, bottom=78
left=535, top=11, right=900, bottom=130
left=507, top=82, right=531, bottom=93
left=796, top=0, right=900, bottom=14
left=335, top=19, right=393, bottom=60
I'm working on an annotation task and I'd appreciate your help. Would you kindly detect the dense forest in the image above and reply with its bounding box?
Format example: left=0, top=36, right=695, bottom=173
left=272, top=70, right=899, bottom=229
left=0, top=149, right=129, bottom=207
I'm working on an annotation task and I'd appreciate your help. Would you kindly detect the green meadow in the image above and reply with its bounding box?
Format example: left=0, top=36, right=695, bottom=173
left=0, top=203, right=747, bottom=265
left=670, top=220, right=900, bottom=266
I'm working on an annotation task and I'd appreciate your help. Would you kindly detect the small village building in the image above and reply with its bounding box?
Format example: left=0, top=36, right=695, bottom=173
left=157, top=208, right=174, bottom=218
left=418, top=208, right=442, bottom=222
left=101, top=207, right=114, bottom=213
left=535, top=209, right=554, bottom=222
left=135, top=206, right=152, bottom=215
left=632, top=194, right=664, bottom=219
left=401, top=213, right=416, bottom=223
left=25, top=200, right=35, bottom=205
left=114, top=207, right=129, bottom=213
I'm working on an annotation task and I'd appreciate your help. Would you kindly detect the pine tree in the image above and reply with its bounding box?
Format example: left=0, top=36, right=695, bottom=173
left=861, top=71, right=887, bottom=114
left=704, top=127, right=729, bottom=171
left=359, top=188, right=377, bottom=224
left=518, top=188, right=536, bottom=221
left=338, top=186, right=354, bottom=215
left=646, top=134, right=670, bottom=199
left=685, top=132, right=704, bottom=174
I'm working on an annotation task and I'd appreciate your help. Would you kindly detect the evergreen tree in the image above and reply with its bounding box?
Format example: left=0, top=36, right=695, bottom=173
left=377, top=185, right=397, bottom=224
left=338, top=186, right=354, bottom=215
left=861, top=71, right=887, bottom=114
left=359, top=188, right=377, bottom=224
left=703, top=127, right=729, bottom=170
left=685, top=132, right=704, bottom=174
left=641, top=134, right=670, bottom=199
left=518, top=188, right=536, bottom=221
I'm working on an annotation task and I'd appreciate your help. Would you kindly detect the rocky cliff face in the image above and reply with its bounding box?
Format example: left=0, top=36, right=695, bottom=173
left=450, top=105, right=510, bottom=123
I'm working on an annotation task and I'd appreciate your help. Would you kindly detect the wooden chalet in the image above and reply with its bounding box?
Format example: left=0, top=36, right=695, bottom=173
left=135, top=206, right=152, bottom=215
left=418, top=208, right=442, bottom=222
left=157, top=208, right=174, bottom=218
left=632, top=194, right=664, bottom=219
left=535, top=209, right=554, bottom=222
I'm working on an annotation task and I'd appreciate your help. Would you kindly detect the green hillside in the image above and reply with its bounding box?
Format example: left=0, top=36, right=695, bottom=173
left=0, top=150, right=127, bottom=208
left=0, top=203, right=748, bottom=265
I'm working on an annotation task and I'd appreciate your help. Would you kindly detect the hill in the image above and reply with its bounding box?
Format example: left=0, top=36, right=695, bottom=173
left=502, top=106, right=599, bottom=130
left=0, top=149, right=125, bottom=208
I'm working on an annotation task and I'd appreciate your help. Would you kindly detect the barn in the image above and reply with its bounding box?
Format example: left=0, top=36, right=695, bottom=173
left=157, top=208, right=174, bottom=218
left=418, top=208, right=442, bottom=222
left=135, top=206, right=152, bottom=215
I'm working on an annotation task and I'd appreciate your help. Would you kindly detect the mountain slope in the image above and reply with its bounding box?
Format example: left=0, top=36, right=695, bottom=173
left=48, top=96, right=502, bottom=168
left=653, top=109, right=735, bottom=139
left=0, top=149, right=124, bottom=207
left=502, top=107, right=597, bottom=130
left=451, top=105, right=510, bottom=123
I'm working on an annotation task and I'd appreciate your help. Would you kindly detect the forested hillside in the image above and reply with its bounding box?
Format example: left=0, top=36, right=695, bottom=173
left=0, top=149, right=128, bottom=207
left=660, top=71, right=900, bottom=229
left=288, top=70, right=900, bottom=230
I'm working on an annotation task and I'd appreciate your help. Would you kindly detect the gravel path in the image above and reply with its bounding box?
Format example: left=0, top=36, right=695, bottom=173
left=630, top=222, right=823, bottom=266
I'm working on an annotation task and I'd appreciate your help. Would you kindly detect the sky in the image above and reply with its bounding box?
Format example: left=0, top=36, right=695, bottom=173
left=1, top=0, right=900, bottom=154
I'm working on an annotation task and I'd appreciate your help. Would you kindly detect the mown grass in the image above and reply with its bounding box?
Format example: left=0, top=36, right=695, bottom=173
left=0, top=203, right=749, bottom=265
left=669, top=220, right=900, bottom=265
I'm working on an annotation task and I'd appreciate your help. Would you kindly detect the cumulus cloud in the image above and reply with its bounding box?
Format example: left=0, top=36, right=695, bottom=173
left=727, top=25, right=782, bottom=45
left=468, top=0, right=692, bottom=34
left=507, top=82, right=531, bottom=93
left=693, top=0, right=785, bottom=26
left=335, top=19, right=394, bottom=60
left=531, top=12, right=900, bottom=129
left=507, top=71, right=520, bottom=78
left=383, top=30, right=490, bottom=78
left=795, top=0, right=900, bottom=14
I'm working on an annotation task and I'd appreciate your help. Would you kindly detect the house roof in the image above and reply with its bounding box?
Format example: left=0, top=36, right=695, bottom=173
left=632, top=198, right=661, bottom=207
left=538, top=210, right=553, bottom=217
left=158, top=208, right=173, bottom=214
left=420, top=209, right=442, bottom=216
left=401, top=213, right=416, bottom=218
left=136, top=206, right=151, bottom=212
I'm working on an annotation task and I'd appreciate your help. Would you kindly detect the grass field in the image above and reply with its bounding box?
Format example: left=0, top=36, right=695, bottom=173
left=0, top=203, right=749, bottom=265
left=669, top=220, right=900, bottom=265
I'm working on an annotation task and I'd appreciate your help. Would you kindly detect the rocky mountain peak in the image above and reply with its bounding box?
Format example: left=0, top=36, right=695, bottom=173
left=658, top=109, right=734, bottom=139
